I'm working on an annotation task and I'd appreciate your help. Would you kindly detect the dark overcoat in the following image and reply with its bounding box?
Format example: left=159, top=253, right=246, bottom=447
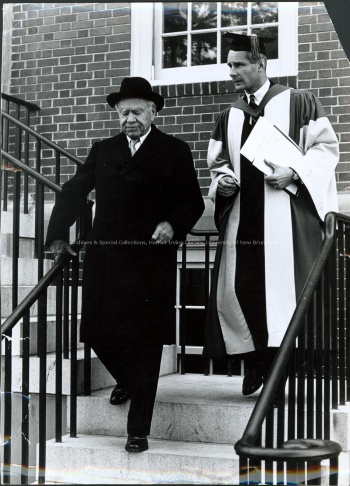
left=46, top=125, right=204, bottom=346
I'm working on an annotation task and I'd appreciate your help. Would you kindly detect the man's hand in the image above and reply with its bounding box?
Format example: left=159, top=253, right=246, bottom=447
left=151, top=222, right=174, bottom=243
left=50, top=239, right=77, bottom=261
left=264, top=160, right=294, bottom=190
left=217, top=176, right=238, bottom=197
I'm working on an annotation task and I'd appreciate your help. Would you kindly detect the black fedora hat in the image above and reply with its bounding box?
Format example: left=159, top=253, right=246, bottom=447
left=107, top=77, right=164, bottom=112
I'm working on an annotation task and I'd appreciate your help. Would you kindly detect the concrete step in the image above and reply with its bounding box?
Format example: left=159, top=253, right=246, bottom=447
left=1, top=232, right=36, bottom=258
left=1, top=285, right=82, bottom=318
left=1, top=316, right=84, bottom=356
left=4, top=345, right=177, bottom=395
left=1, top=256, right=52, bottom=285
left=73, top=373, right=350, bottom=448
left=44, top=434, right=239, bottom=484
left=0, top=346, right=177, bottom=483
left=1, top=208, right=36, bottom=238
left=74, top=374, right=257, bottom=445
left=4, top=348, right=114, bottom=395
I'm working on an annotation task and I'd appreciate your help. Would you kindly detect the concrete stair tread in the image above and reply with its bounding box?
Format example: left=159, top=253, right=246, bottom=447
left=89, top=373, right=256, bottom=406
left=49, top=433, right=237, bottom=458
left=74, top=374, right=259, bottom=444
left=45, top=433, right=239, bottom=484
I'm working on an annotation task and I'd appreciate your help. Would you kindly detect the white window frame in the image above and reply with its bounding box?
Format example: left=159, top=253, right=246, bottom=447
left=131, top=2, right=298, bottom=85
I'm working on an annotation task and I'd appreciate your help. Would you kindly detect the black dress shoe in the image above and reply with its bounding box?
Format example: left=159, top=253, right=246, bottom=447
left=242, top=368, right=263, bottom=396
left=110, top=385, right=130, bottom=405
left=125, top=435, right=148, bottom=453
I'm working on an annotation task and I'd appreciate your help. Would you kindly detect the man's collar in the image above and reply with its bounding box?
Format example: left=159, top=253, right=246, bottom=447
left=126, top=126, right=152, bottom=145
left=245, top=79, right=270, bottom=105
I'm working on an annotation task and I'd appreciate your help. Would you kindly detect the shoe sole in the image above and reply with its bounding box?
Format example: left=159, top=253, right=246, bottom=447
left=125, top=447, right=149, bottom=453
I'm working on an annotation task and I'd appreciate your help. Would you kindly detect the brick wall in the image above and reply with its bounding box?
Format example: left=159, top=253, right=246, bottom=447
left=9, top=2, right=131, bottom=188
left=7, top=2, right=350, bottom=196
left=298, top=2, right=350, bottom=192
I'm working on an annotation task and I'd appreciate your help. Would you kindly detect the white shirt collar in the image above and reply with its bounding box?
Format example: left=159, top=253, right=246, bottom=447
left=245, top=79, right=270, bottom=105
left=126, top=126, right=151, bottom=146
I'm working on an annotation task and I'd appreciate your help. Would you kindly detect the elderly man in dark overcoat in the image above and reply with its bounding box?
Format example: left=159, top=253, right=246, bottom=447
left=45, top=77, right=204, bottom=453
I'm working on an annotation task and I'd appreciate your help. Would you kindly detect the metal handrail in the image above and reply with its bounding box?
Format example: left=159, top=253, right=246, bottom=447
left=1, top=149, right=61, bottom=193
left=179, top=222, right=218, bottom=374
left=1, top=92, right=40, bottom=111
left=235, top=211, right=346, bottom=464
left=1, top=196, right=93, bottom=484
left=1, top=242, right=83, bottom=337
left=1, top=101, right=90, bottom=483
left=2, top=111, right=83, bottom=166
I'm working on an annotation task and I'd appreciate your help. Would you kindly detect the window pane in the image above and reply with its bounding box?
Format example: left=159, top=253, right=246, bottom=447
left=192, top=33, right=217, bottom=65
left=252, top=26, right=278, bottom=59
left=163, top=36, right=187, bottom=67
left=221, top=2, right=248, bottom=27
left=192, top=2, right=217, bottom=30
left=163, top=2, right=188, bottom=33
left=252, top=2, right=278, bottom=25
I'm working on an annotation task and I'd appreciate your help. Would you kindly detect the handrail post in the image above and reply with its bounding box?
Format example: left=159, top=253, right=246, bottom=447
left=338, top=221, right=346, bottom=405
left=345, top=222, right=350, bottom=403
left=55, top=151, right=61, bottom=186
left=55, top=271, right=63, bottom=443
left=38, top=289, right=48, bottom=485
left=21, top=311, right=30, bottom=485
left=2, top=98, right=9, bottom=211
left=3, top=333, right=12, bottom=485
left=12, top=170, right=20, bottom=309
left=330, top=230, right=339, bottom=410
left=34, top=140, right=41, bottom=259
left=23, top=109, right=30, bottom=214
left=204, top=233, right=212, bottom=376
left=70, top=254, right=79, bottom=438
left=63, top=266, right=70, bottom=359
left=180, top=240, right=187, bottom=374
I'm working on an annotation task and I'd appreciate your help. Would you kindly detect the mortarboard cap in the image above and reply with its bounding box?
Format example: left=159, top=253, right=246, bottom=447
left=223, top=32, right=276, bottom=60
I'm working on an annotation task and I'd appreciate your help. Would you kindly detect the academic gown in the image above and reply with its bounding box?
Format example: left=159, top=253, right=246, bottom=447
left=203, top=85, right=339, bottom=357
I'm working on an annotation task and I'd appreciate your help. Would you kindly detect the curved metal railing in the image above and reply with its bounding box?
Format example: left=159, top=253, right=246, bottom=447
left=1, top=105, right=91, bottom=483
left=235, top=211, right=349, bottom=485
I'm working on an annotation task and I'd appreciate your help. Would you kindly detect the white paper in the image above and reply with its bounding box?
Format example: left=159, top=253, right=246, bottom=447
left=240, top=116, right=304, bottom=195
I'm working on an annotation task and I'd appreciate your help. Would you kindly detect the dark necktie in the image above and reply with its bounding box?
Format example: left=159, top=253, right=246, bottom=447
left=248, top=95, right=259, bottom=125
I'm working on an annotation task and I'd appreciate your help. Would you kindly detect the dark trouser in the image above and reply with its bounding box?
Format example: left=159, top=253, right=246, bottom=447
left=91, top=338, right=163, bottom=436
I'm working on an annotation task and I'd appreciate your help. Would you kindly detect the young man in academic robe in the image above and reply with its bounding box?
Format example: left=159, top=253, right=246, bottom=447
left=203, top=33, right=339, bottom=396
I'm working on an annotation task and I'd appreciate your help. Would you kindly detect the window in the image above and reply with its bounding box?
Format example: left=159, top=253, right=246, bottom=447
left=131, top=2, right=298, bottom=85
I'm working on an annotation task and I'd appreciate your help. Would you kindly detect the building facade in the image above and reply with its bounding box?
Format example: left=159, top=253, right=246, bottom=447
left=2, top=1, right=350, bottom=197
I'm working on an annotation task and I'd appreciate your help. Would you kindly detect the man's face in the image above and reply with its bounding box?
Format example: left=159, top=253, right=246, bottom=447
left=227, top=50, right=262, bottom=93
left=116, top=98, right=155, bottom=139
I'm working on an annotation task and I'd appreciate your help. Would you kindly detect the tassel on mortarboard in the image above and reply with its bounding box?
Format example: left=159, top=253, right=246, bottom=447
left=250, top=34, right=260, bottom=61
